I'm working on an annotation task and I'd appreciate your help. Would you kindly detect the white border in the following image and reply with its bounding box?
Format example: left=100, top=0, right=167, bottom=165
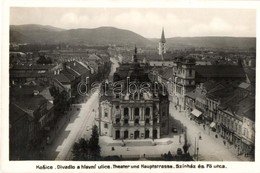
left=1, top=0, right=259, bottom=173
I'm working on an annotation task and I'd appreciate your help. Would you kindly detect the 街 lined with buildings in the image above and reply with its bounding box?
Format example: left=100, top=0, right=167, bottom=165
left=9, top=27, right=255, bottom=161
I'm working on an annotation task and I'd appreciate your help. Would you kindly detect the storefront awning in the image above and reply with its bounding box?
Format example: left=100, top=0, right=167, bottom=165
left=210, top=122, right=216, bottom=128
left=191, top=109, right=202, bottom=117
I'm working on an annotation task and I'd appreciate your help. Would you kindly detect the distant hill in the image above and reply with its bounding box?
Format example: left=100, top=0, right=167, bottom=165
left=10, top=24, right=152, bottom=46
left=152, top=37, right=256, bottom=49
left=10, top=24, right=65, bottom=32
left=10, top=24, right=256, bottom=49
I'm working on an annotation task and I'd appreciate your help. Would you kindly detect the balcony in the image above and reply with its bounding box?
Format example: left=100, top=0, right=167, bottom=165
left=134, top=115, right=140, bottom=119
left=123, top=123, right=129, bottom=127
left=145, top=122, right=151, bottom=126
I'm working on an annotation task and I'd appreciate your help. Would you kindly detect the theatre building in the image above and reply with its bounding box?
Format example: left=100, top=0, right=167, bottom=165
left=96, top=47, right=170, bottom=140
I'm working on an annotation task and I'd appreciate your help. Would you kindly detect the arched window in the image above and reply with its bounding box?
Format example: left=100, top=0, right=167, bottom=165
left=153, top=118, right=158, bottom=124
left=124, top=119, right=129, bottom=125
left=135, top=119, right=139, bottom=125
left=145, top=107, right=150, bottom=116
left=104, top=123, right=108, bottom=128
left=116, top=118, right=120, bottom=124
left=134, top=92, right=139, bottom=100
left=145, top=118, right=150, bottom=125
left=134, top=108, right=139, bottom=116
left=124, top=107, right=129, bottom=116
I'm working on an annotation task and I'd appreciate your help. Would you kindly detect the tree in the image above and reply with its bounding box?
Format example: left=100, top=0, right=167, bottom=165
left=89, top=125, right=101, bottom=160
left=72, top=138, right=89, bottom=161
left=72, top=125, right=101, bottom=161
left=36, top=55, right=53, bottom=64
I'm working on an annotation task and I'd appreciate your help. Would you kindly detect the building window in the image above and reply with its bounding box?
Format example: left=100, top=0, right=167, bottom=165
left=188, top=69, right=192, bottom=76
left=134, top=93, right=139, bottom=100
left=162, top=122, right=166, bottom=127
left=145, top=107, right=150, bottom=116
left=116, top=105, right=119, bottom=109
left=135, top=119, right=139, bottom=125
left=124, top=107, right=129, bottom=116
left=104, top=112, right=108, bottom=117
left=104, top=123, right=108, bottom=128
left=124, top=119, right=128, bottom=125
left=238, top=125, right=241, bottom=134
left=135, top=108, right=139, bottom=116
left=116, top=118, right=120, bottom=124
left=162, top=111, right=166, bottom=116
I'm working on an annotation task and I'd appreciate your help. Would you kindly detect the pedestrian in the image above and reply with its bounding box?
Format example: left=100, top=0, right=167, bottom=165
left=203, top=124, right=205, bottom=130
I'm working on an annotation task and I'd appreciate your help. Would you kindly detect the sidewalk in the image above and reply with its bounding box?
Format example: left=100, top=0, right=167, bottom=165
left=100, top=133, right=186, bottom=158
left=38, top=106, right=77, bottom=160
left=169, top=102, right=252, bottom=161
left=193, top=120, right=252, bottom=161
left=38, top=95, right=91, bottom=160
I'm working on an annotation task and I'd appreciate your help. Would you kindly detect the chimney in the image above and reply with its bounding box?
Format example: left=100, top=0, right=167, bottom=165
left=54, top=70, right=57, bottom=75
left=57, top=69, right=60, bottom=75
left=74, top=62, right=76, bottom=66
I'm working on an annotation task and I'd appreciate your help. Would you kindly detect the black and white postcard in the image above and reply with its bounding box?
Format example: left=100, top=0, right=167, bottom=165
left=1, top=0, right=259, bottom=173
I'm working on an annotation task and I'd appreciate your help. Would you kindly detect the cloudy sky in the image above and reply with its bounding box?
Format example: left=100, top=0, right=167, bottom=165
left=10, top=8, right=256, bottom=38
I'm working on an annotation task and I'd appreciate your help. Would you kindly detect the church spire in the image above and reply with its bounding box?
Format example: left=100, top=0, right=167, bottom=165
left=159, top=28, right=166, bottom=55
left=160, top=27, right=166, bottom=43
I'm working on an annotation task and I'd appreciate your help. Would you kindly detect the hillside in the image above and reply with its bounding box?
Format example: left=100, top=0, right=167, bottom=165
left=152, top=37, right=256, bottom=49
left=10, top=24, right=256, bottom=49
left=10, top=24, right=152, bottom=46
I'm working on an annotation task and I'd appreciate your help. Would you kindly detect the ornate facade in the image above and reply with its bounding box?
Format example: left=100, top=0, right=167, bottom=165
left=97, top=47, right=170, bottom=140
left=172, top=57, right=196, bottom=110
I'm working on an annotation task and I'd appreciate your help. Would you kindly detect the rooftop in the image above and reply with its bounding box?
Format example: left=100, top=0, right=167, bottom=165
left=10, top=86, right=47, bottom=118
left=195, top=65, right=246, bottom=78
left=11, top=64, right=55, bottom=70
left=66, top=60, right=90, bottom=76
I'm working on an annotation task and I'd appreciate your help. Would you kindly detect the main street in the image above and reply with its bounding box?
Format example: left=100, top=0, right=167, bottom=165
left=43, top=55, right=120, bottom=161
left=43, top=89, right=100, bottom=160
left=169, top=102, right=247, bottom=161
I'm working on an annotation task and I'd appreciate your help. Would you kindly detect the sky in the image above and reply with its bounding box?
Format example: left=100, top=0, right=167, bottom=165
left=10, top=8, right=256, bottom=38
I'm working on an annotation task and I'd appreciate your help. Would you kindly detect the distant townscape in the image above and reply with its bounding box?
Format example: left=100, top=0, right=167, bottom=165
left=9, top=24, right=255, bottom=161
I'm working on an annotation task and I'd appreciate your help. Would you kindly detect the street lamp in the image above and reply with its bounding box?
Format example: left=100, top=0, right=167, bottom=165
left=194, top=132, right=200, bottom=161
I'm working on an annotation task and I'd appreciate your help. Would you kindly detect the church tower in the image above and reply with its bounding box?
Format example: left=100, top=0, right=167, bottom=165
left=158, top=28, right=167, bottom=55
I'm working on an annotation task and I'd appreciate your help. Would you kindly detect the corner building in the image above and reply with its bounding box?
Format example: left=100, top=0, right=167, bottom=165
left=97, top=47, right=170, bottom=140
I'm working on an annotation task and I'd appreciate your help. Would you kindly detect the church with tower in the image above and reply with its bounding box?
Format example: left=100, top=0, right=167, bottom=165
left=158, top=28, right=167, bottom=56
